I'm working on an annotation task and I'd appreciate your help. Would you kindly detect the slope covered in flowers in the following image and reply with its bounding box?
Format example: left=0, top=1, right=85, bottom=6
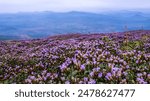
left=0, top=30, right=150, bottom=84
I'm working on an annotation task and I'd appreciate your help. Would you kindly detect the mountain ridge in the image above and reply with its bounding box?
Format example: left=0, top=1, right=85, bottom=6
left=0, top=11, right=150, bottom=40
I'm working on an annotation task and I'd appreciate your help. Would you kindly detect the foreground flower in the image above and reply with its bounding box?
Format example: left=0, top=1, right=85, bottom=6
left=98, top=72, right=103, bottom=78
left=80, top=64, right=85, bottom=70
left=105, top=73, right=112, bottom=80
left=88, top=79, right=96, bottom=84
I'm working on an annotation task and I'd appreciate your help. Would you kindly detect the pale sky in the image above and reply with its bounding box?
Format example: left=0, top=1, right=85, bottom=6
left=0, top=0, right=150, bottom=13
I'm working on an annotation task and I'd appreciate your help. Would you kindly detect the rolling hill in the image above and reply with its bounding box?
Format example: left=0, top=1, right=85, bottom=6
left=0, top=11, right=150, bottom=40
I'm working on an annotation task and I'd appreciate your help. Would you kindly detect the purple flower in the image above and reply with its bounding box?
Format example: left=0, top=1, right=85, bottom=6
left=143, top=82, right=148, bottom=84
left=119, top=59, right=124, bottom=63
left=137, top=73, right=142, bottom=77
left=93, top=67, right=100, bottom=72
left=123, top=61, right=127, bottom=65
left=136, top=60, right=139, bottom=64
left=52, top=55, right=58, bottom=59
left=29, top=76, right=36, bottom=80
left=136, top=78, right=147, bottom=84
left=84, top=77, right=88, bottom=82
left=42, top=70, right=47, bottom=75
left=43, top=77, right=47, bottom=81
left=126, top=65, right=130, bottom=69
left=61, top=77, right=65, bottom=81
left=60, top=63, right=67, bottom=71
left=46, top=73, right=51, bottom=77
left=98, top=72, right=103, bottom=78
left=25, top=79, right=32, bottom=83
left=105, top=73, right=112, bottom=80
left=38, top=76, right=42, bottom=81
left=80, top=64, right=85, bottom=70
left=123, top=72, right=128, bottom=76
left=93, top=59, right=97, bottom=64
left=65, top=81, right=70, bottom=84
left=88, top=79, right=96, bottom=84
left=112, top=67, right=119, bottom=72
left=137, top=78, right=142, bottom=81
left=90, top=72, right=94, bottom=77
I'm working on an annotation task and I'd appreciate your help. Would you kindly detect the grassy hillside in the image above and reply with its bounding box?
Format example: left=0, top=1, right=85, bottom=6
left=0, top=30, right=150, bottom=84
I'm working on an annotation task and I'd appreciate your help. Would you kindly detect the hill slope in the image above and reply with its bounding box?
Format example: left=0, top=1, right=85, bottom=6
left=0, top=30, right=150, bottom=84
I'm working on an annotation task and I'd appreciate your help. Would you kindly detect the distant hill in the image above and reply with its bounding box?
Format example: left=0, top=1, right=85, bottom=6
left=0, top=11, right=150, bottom=40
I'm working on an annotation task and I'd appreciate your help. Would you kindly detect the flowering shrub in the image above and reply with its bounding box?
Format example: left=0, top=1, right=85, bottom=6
left=0, top=30, right=150, bottom=84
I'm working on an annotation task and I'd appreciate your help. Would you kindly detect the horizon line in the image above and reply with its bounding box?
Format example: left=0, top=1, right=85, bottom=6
left=0, top=9, right=150, bottom=14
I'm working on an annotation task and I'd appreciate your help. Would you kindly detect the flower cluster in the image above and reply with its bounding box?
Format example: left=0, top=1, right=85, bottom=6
left=0, top=30, right=150, bottom=84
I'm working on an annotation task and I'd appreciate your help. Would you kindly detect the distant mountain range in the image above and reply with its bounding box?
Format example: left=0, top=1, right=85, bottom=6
left=0, top=11, right=150, bottom=40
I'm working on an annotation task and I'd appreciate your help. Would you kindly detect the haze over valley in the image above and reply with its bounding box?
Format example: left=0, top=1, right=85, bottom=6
left=0, top=11, right=150, bottom=40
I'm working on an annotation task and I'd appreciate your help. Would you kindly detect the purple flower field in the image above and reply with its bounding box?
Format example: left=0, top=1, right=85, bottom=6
left=0, top=30, right=150, bottom=84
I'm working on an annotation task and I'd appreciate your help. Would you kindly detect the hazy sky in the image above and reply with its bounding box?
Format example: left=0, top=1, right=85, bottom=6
left=0, top=0, right=150, bottom=13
